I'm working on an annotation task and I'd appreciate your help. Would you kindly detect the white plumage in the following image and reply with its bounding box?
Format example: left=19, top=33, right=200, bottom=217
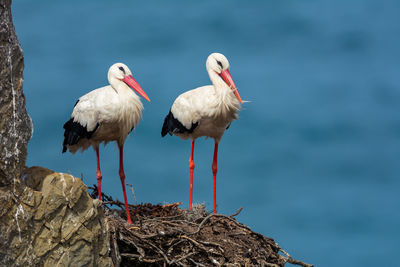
left=63, top=62, right=150, bottom=224
left=65, top=63, right=147, bottom=153
left=162, top=53, right=243, bottom=214
left=170, top=84, right=240, bottom=140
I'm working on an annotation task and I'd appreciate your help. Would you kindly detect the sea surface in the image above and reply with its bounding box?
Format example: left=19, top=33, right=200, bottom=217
left=13, top=1, right=400, bottom=266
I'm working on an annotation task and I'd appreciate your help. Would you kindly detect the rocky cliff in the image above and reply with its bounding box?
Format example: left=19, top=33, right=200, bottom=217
left=0, top=0, right=32, bottom=187
left=0, top=1, right=112, bottom=265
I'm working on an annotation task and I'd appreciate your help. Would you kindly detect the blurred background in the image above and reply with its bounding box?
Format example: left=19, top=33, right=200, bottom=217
left=13, top=0, right=399, bottom=266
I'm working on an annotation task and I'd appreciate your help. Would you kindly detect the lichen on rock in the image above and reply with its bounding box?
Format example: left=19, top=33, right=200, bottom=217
left=0, top=0, right=33, bottom=187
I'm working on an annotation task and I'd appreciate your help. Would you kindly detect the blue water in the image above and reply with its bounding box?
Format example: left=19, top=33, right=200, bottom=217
left=13, top=1, right=400, bottom=266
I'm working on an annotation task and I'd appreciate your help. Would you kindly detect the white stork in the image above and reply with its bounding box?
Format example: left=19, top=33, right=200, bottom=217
left=62, top=63, right=150, bottom=224
left=161, top=53, right=243, bottom=214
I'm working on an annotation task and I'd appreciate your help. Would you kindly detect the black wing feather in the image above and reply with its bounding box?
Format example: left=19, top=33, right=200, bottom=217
left=62, top=118, right=99, bottom=153
left=161, top=110, right=198, bottom=137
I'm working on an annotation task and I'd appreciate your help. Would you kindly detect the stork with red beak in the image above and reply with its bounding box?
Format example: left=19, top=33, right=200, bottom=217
left=161, top=53, right=243, bottom=214
left=62, top=63, right=150, bottom=224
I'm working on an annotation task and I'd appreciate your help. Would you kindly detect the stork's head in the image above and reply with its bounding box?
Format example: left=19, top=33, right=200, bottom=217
left=206, top=53, right=242, bottom=104
left=108, top=63, right=150, bottom=102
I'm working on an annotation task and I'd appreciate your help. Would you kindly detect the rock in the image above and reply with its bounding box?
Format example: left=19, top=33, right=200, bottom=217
left=0, top=0, right=33, bottom=186
left=0, top=167, right=112, bottom=266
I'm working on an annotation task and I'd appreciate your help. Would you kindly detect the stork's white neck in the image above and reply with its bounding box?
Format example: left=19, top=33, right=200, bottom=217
left=108, top=77, right=131, bottom=94
left=207, top=69, right=230, bottom=93
left=207, top=68, right=241, bottom=113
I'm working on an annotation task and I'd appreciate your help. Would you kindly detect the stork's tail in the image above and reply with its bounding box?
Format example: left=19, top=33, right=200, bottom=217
left=62, top=118, right=98, bottom=153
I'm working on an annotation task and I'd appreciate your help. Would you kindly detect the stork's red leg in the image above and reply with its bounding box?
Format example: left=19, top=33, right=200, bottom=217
left=212, top=141, right=219, bottom=214
left=95, top=147, right=102, bottom=200
left=118, top=145, right=133, bottom=224
left=189, top=140, right=195, bottom=210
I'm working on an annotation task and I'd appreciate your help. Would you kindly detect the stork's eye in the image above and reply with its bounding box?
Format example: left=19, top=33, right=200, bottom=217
left=119, top=66, right=125, bottom=73
left=217, top=60, right=223, bottom=68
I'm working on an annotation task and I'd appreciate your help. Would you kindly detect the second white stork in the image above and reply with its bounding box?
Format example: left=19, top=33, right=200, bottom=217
left=62, top=62, right=150, bottom=224
left=161, top=53, right=243, bottom=214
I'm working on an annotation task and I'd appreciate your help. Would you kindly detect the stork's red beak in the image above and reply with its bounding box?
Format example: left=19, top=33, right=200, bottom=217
left=122, top=75, right=151, bottom=102
left=219, top=69, right=243, bottom=104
